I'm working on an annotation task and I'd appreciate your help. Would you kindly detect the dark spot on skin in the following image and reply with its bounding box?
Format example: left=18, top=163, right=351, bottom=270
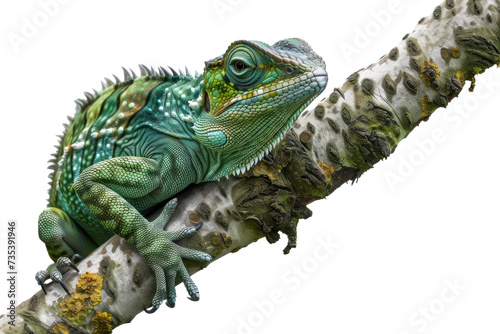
left=403, top=109, right=413, bottom=128
left=383, top=76, right=397, bottom=96
left=215, top=210, right=229, bottom=227
left=341, top=106, right=352, bottom=124
left=329, top=92, right=339, bottom=104
left=314, top=106, right=325, bottom=119
left=409, top=57, right=420, bottom=72
left=403, top=73, right=418, bottom=94
left=441, top=48, right=451, bottom=62
left=327, top=118, right=340, bottom=133
left=407, top=39, right=421, bottom=56
left=389, top=47, right=399, bottom=61
left=348, top=72, right=359, bottom=83
left=195, top=203, right=211, bottom=221
left=361, top=78, right=374, bottom=95
left=299, top=131, right=312, bottom=144
left=189, top=212, right=201, bottom=224
left=307, top=122, right=316, bottom=134
left=433, top=6, right=442, bottom=18
left=327, top=144, right=341, bottom=164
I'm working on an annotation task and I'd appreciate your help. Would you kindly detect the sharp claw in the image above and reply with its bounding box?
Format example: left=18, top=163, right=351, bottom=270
left=166, top=300, right=175, bottom=308
left=36, top=277, right=47, bottom=294
left=144, top=305, right=158, bottom=314
left=72, top=254, right=83, bottom=263
left=187, top=295, right=199, bottom=302
left=69, top=263, right=79, bottom=272
left=194, top=222, right=203, bottom=231
left=57, top=278, right=71, bottom=296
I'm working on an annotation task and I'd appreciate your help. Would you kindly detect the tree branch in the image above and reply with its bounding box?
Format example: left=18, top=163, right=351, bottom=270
left=2, top=0, right=499, bottom=332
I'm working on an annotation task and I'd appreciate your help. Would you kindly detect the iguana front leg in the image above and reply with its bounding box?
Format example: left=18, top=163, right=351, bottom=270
left=73, top=156, right=212, bottom=310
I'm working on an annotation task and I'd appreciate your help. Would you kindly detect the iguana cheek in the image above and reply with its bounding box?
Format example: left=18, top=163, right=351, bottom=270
left=207, top=130, right=228, bottom=147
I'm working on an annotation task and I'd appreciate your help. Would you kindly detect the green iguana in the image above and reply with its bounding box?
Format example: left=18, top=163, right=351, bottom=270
left=36, top=38, right=327, bottom=312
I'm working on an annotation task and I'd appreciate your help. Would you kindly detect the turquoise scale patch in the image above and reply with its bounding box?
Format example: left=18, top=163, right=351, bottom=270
left=207, top=130, right=227, bottom=147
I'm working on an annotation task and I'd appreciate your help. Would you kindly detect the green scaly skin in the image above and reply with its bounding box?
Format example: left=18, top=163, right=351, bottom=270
left=36, top=38, right=327, bottom=311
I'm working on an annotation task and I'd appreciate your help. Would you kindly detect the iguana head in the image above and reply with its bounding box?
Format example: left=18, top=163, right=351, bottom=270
left=192, top=38, right=327, bottom=175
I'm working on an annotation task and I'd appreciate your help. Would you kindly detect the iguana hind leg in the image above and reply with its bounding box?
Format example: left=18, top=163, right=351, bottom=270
left=73, top=156, right=212, bottom=310
left=36, top=207, right=96, bottom=294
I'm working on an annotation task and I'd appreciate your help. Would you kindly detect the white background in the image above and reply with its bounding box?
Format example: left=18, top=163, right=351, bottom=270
left=1, top=0, right=500, bottom=333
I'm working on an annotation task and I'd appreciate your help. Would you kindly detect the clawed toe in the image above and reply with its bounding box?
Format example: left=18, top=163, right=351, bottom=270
left=144, top=305, right=158, bottom=314
left=56, top=278, right=71, bottom=296
left=36, top=256, right=79, bottom=296
left=35, top=272, right=48, bottom=294
left=187, top=293, right=200, bottom=301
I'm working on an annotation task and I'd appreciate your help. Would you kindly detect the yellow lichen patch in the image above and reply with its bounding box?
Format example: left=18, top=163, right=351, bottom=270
left=469, top=76, right=476, bottom=92
left=318, top=162, right=335, bottom=180
left=91, top=311, right=113, bottom=334
left=455, top=71, right=466, bottom=84
left=420, top=96, right=435, bottom=118
left=451, top=47, right=460, bottom=58
left=60, top=293, right=92, bottom=325
left=76, top=272, right=104, bottom=305
left=419, top=61, right=440, bottom=87
left=51, top=323, right=70, bottom=334
left=60, top=272, right=104, bottom=326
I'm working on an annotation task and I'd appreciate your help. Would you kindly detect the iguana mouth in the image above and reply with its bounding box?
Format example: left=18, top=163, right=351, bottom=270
left=215, top=66, right=327, bottom=118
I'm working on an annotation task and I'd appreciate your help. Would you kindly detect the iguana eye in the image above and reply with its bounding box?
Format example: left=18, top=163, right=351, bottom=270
left=232, top=60, right=247, bottom=72
left=225, top=45, right=266, bottom=90
left=284, top=66, right=294, bottom=75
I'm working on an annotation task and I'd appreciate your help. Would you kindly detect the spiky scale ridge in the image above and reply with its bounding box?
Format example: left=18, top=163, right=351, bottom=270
left=46, top=63, right=201, bottom=200
left=168, top=66, right=178, bottom=76
left=122, top=67, right=132, bottom=81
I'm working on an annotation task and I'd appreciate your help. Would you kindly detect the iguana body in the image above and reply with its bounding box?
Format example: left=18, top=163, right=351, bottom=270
left=37, top=38, right=327, bottom=311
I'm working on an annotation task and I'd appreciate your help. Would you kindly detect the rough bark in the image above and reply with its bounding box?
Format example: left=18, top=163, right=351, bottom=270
left=2, top=0, right=500, bottom=332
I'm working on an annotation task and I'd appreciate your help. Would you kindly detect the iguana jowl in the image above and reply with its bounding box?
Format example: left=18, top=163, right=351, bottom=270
left=36, top=38, right=327, bottom=312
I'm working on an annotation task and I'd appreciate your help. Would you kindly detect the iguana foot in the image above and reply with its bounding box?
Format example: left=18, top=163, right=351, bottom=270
left=35, top=255, right=80, bottom=295
left=138, top=199, right=212, bottom=313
